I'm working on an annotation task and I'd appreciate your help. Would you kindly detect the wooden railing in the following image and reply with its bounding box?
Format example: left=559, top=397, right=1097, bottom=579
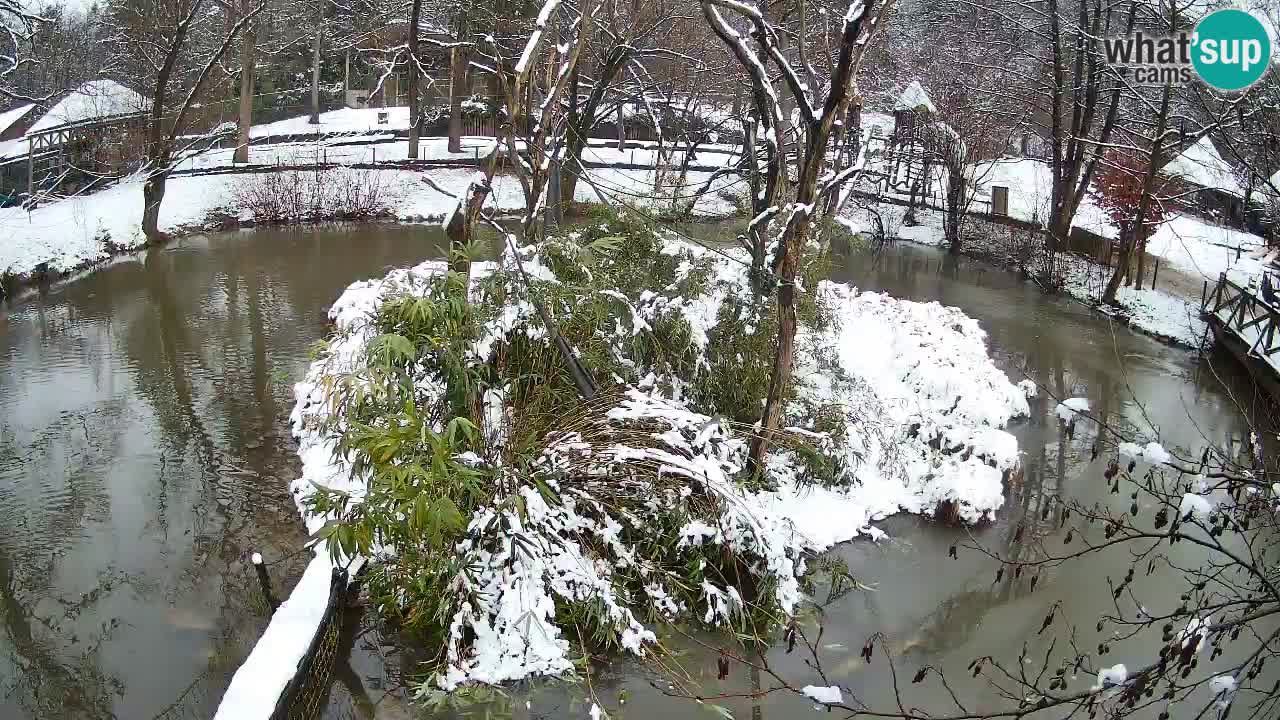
left=1203, top=273, right=1280, bottom=359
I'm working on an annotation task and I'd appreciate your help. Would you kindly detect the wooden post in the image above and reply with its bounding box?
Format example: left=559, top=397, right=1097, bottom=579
left=26, top=142, right=34, bottom=199
left=1151, top=258, right=1159, bottom=290
left=617, top=101, right=625, bottom=151
left=251, top=552, right=279, bottom=611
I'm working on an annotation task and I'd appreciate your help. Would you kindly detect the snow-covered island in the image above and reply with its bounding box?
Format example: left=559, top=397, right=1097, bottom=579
left=211, top=214, right=1030, bottom=710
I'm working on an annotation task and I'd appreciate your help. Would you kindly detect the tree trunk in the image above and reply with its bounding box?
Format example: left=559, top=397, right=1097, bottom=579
left=945, top=174, right=964, bottom=254
left=308, top=14, right=322, bottom=124
left=233, top=12, right=256, bottom=164
left=560, top=131, right=586, bottom=211
left=1133, top=234, right=1147, bottom=288
left=749, top=218, right=808, bottom=473
left=444, top=171, right=492, bottom=278
left=142, top=169, right=168, bottom=242
left=1103, top=222, right=1131, bottom=304
left=448, top=47, right=465, bottom=153
left=407, top=0, right=422, bottom=158
left=616, top=101, right=625, bottom=150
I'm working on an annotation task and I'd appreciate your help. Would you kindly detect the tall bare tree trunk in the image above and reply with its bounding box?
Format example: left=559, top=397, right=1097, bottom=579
left=407, top=0, right=422, bottom=158
left=1134, top=234, right=1147, bottom=288
left=448, top=47, right=465, bottom=153
left=233, top=5, right=256, bottom=163
left=309, top=9, right=322, bottom=125
left=1104, top=83, right=1171, bottom=305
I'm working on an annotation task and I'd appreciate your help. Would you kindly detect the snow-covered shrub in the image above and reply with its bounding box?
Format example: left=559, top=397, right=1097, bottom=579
left=299, top=213, right=847, bottom=687
left=230, top=168, right=389, bottom=224
left=294, top=210, right=1027, bottom=691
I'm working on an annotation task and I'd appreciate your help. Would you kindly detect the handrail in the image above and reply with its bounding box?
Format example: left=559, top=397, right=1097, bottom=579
left=1205, top=273, right=1280, bottom=360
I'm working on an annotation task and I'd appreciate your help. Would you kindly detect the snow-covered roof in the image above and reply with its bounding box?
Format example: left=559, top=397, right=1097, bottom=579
left=895, top=81, right=936, bottom=114
left=0, top=103, right=35, bottom=135
left=1159, top=135, right=1243, bottom=197
left=28, top=80, right=149, bottom=134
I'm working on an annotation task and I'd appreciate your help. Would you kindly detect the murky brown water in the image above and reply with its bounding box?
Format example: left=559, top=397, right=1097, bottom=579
left=0, top=224, right=451, bottom=720
left=2, top=227, right=1273, bottom=720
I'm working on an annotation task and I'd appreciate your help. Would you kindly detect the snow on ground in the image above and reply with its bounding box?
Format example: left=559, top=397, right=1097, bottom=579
left=0, top=158, right=743, bottom=279
left=838, top=201, right=946, bottom=247
left=249, top=106, right=412, bottom=138
left=769, top=281, right=1028, bottom=548
left=3, top=101, right=748, bottom=279
left=256, top=231, right=1028, bottom=698
left=1060, top=252, right=1206, bottom=347
left=973, top=158, right=1115, bottom=235
left=0, top=173, right=238, bottom=274
left=835, top=199, right=1208, bottom=348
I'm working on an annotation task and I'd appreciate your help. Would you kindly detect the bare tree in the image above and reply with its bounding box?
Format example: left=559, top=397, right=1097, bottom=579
left=0, top=0, right=51, bottom=102
left=1038, top=0, right=1136, bottom=284
left=309, top=0, right=324, bottom=124
left=233, top=0, right=257, bottom=163
left=407, top=0, right=423, bottom=157
left=698, top=0, right=893, bottom=469
left=104, top=0, right=263, bottom=240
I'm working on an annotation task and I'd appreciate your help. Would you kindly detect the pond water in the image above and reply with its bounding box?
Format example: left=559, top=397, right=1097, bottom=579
left=0, top=224, right=1272, bottom=720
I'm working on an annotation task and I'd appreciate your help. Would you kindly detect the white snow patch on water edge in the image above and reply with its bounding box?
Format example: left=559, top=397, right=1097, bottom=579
left=273, top=235, right=1028, bottom=692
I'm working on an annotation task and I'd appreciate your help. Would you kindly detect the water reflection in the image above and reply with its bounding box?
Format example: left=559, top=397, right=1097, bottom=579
left=0, top=224, right=451, bottom=720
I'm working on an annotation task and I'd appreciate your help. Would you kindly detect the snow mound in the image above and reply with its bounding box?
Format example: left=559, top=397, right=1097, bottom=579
left=279, top=229, right=1027, bottom=691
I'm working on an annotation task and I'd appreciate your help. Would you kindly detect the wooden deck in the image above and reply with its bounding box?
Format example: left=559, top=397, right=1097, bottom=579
left=1202, top=273, right=1280, bottom=399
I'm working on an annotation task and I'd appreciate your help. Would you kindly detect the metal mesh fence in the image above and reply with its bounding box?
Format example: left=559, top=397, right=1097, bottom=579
left=269, top=568, right=351, bottom=720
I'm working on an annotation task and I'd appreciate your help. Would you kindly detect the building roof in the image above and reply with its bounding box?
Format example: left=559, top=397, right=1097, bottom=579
left=894, top=81, right=936, bottom=114
left=1159, top=135, right=1244, bottom=197
left=0, top=103, right=35, bottom=135
left=27, top=80, right=149, bottom=134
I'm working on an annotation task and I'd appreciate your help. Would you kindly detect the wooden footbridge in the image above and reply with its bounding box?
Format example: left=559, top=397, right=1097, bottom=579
left=1201, top=272, right=1280, bottom=398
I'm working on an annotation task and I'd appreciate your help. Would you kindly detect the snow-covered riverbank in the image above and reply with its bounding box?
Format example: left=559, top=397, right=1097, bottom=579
left=0, top=161, right=741, bottom=284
